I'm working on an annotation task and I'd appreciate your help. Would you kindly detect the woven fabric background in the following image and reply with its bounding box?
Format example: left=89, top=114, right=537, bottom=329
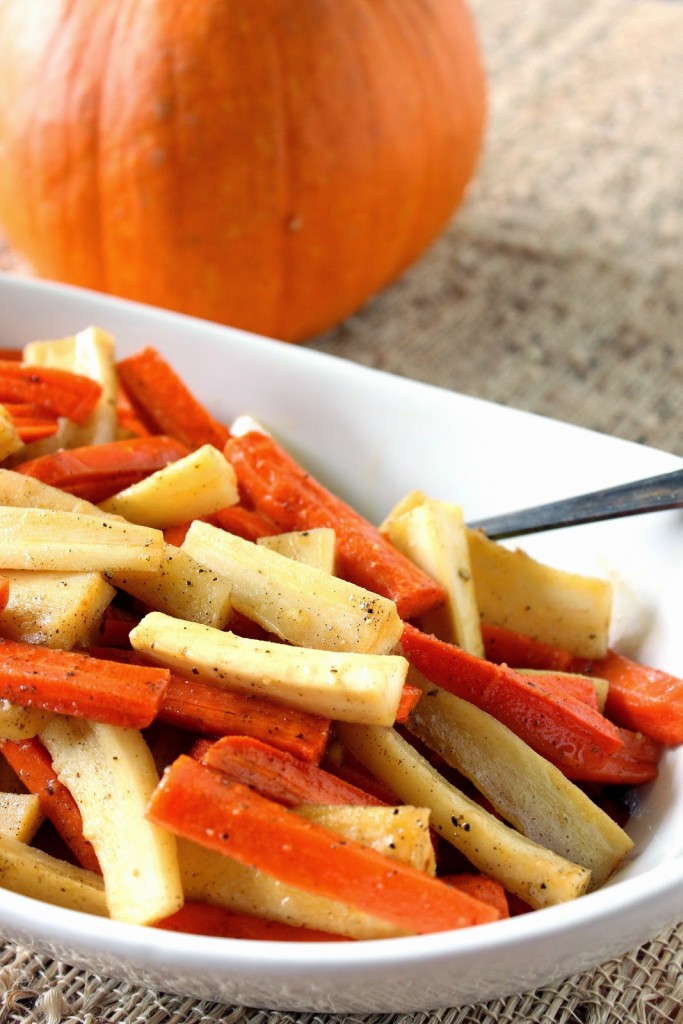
left=1, top=0, right=682, bottom=1022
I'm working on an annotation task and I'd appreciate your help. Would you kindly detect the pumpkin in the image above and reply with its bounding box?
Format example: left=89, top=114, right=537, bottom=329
left=0, top=0, right=486, bottom=342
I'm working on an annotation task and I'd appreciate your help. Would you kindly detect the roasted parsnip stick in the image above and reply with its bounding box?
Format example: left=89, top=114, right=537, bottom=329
left=100, top=444, right=238, bottom=527
left=0, top=832, right=107, bottom=916
left=182, top=520, right=403, bottom=654
left=406, top=674, right=633, bottom=887
left=130, top=611, right=408, bottom=725
left=41, top=717, right=183, bottom=925
left=467, top=528, right=612, bottom=659
left=0, top=508, right=164, bottom=573
left=336, top=722, right=591, bottom=910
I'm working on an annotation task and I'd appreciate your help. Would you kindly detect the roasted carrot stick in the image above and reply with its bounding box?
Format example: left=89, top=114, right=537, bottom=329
left=88, top=646, right=331, bottom=763
left=396, top=682, right=423, bottom=723
left=92, top=606, right=140, bottom=649
left=162, top=521, right=194, bottom=546
left=147, top=755, right=500, bottom=934
left=0, top=575, right=9, bottom=612
left=592, top=650, right=683, bottom=747
left=155, top=902, right=347, bottom=941
left=159, top=673, right=331, bottom=764
left=400, top=624, right=623, bottom=770
left=3, top=402, right=60, bottom=442
left=116, top=347, right=230, bottom=450
left=12, top=420, right=59, bottom=443
left=320, top=752, right=401, bottom=805
left=16, top=435, right=191, bottom=503
left=549, top=727, right=660, bottom=785
left=0, top=638, right=169, bottom=728
left=518, top=670, right=599, bottom=710
left=212, top=504, right=279, bottom=541
left=0, top=737, right=100, bottom=873
left=481, top=623, right=586, bottom=672
left=0, top=361, right=103, bottom=424
left=115, top=377, right=152, bottom=437
left=200, top=735, right=383, bottom=807
left=442, top=874, right=510, bottom=919
left=225, top=432, right=446, bottom=619
left=164, top=504, right=276, bottom=548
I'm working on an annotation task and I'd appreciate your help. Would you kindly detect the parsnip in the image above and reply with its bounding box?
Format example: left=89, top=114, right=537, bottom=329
left=382, top=492, right=483, bottom=655
left=0, top=468, right=109, bottom=514
left=0, top=699, right=53, bottom=740
left=0, top=570, right=115, bottom=648
left=257, top=527, right=336, bottom=575
left=0, top=792, right=44, bottom=842
left=15, top=326, right=118, bottom=458
left=296, top=804, right=436, bottom=875
left=106, top=545, right=233, bottom=630
left=130, top=611, right=408, bottom=725
left=406, top=674, right=633, bottom=887
left=100, top=444, right=239, bottom=527
left=0, top=508, right=164, bottom=573
left=0, top=405, right=22, bottom=462
left=0, top=833, right=107, bottom=916
left=336, top=722, right=591, bottom=909
left=41, top=717, right=183, bottom=925
left=467, top=528, right=612, bottom=659
left=22, top=326, right=118, bottom=446
left=182, top=520, right=403, bottom=654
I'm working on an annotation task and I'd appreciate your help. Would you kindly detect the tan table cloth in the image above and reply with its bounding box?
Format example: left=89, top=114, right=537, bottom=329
left=1, top=0, right=682, bottom=1021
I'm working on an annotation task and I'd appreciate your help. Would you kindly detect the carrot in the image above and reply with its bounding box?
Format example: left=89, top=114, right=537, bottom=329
left=225, top=432, right=446, bottom=619
left=115, top=377, right=152, bottom=437
left=16, top=435, right=191, bottom=503
left=3, top=402, right=60, bottom=442
left=159, top=673, right=331, bottom=764
left=549, top=727, right=660, bottom=785
left=13, top=420, right=60, bottom=443
left=482, top=623, right=589, bottom=673
left=147, top=755, right=500, bottom=934
left=92, top=605, right=140, bottom=649
left=0, top=638, right=169, bottom=728
left=0, top=361, right=103, bottom=424
left=396, top=682, right=424, bottom=722
left=212, top=504, right=279, bottom=542
left=593, top=649, right=683, bottom=746
left=519, top=670, right=599, bottom=710
left=320, top=751, right=402, bottom=805
left=200, top=735, right=383, bottom=807
left=88, top=646, right=331, bottom=763
left=155, top=902, right=347, bottom=941
left=442, top=874, right=510, bottom=919
left=163, top=521, right=194, bottom=546
left=0, top=737, right=100, bottom=873
left=0, top=575, right=9, bottom=612
left=162, top=504, right=279, bottom=548
left=400, top=623, right=623, bottom=770
left=116, top=347, right=230, bottom=450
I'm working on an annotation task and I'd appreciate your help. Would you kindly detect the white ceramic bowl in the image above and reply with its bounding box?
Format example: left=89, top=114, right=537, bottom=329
left=1, top=275, right=682, bottom=1012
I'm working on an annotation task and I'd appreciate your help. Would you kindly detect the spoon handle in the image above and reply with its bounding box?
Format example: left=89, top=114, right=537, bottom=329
left=468, top=467, right=683, bottom=540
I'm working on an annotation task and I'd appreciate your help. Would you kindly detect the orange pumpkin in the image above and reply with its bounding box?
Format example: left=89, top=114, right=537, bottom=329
left=0, top=0, right=486, bottom=341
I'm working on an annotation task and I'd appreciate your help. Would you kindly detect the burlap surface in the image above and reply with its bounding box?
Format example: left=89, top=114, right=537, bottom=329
left=1, top=0, right=682, bottom=1021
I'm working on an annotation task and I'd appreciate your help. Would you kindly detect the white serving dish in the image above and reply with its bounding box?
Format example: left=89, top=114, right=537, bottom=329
left=0, top=274, right=682, bottom=1013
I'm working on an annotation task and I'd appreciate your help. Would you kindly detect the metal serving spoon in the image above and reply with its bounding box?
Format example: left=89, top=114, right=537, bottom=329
left=467, top=467, right=683, bottom=540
